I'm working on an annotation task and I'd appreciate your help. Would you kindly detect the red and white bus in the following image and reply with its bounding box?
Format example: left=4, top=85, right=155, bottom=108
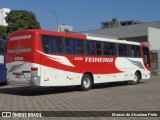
left=6, top=29, right=151, bottom=91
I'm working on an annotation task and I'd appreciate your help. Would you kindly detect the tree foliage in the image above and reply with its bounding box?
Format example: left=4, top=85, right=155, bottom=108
left=0, top=25, right=7, bottom=39
left=5, top=10, right=41, bottom=34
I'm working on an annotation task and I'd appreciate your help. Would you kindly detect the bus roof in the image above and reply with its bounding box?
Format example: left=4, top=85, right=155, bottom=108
left=9, top=29, right=86, bottom=40
left=9, top=29, right=141, bottom=46
left=87, top=35, right=140, bottom=45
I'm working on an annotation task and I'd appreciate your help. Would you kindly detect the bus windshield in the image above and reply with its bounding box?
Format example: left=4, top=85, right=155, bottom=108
left=7, top=34, right=32, bottom=54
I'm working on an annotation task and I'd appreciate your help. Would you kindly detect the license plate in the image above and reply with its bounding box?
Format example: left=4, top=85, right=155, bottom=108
left=14, top=73, right=21, bottom=78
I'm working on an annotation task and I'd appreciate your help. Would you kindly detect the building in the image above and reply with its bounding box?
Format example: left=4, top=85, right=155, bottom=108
left=101, top=18, right=143, bottom=29
left=58, top=24, right=73, bottom=32
left=0, top=8, right=10, bottom=26
left=82, top=20, right=160, bottom=75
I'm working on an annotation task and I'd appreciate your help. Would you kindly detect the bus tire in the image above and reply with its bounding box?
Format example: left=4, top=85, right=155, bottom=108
left=130, top=72, right=140, bottom=85
left=81, top=74, right=92, bottom=91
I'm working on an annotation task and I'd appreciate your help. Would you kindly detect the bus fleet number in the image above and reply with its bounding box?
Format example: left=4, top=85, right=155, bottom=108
left=74, top=57, right=83, bottom=61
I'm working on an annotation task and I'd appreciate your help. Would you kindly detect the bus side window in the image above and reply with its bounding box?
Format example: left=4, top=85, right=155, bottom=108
left=75, top=39, right=84, bottom=55
left=130, top=45, right=141, bottom=57
left=110, top=43, right=117, bottom=55
left=103, top=42, right=117, bottom=56
left=124, top=44, right=129, bottom=56
left=52, top=36, right=63, bottom=54
left=103, top=42, right=110, bottom=55
left=118, top=44, right=124, bottom=56
left=118, top=44, right=129, bottom=57
left=130, top=45, right=135, bottom=57
left=86, top=40, right=102, bottom=55
left=41, top=35, right=52, bottom=54
left=135, top=46, right=141, bottom=57
left=94, top=41, right=102, bottom=55
left=86, top=41, right=94, bottom=55
left=65, top=38, right=74, bottom=54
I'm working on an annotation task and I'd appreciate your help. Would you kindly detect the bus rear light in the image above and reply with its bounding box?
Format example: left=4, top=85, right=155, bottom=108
left=31, top=67, right=38, bottom=77
left=31, top=67, right=38, bottom=71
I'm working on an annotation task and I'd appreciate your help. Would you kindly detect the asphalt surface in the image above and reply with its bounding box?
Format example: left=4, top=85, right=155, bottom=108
left=0, top=76, right=160, bottom=120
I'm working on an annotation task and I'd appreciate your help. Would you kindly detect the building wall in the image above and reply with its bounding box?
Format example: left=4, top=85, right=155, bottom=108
left=148, top=27, right=160, bottom=50
left=0, top=8, right=10, bottom=26
left=148, top=27, right=160, bottom=74
left=58, top=24, right=73, bottom=32
left=82, top=21, right=160, bottom=39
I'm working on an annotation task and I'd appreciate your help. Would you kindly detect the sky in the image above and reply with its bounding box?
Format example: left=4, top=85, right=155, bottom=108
left=0, top=0, right=160, bottom=32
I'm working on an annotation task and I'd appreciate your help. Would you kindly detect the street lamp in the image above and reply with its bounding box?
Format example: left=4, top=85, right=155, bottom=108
left=49, top=9, right=59, bottom=31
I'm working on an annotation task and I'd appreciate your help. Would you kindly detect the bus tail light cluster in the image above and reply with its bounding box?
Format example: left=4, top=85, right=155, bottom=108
left=31, top=67, right=38, bottom=77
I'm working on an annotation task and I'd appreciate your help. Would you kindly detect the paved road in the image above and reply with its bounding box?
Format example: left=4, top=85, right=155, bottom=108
left=0, top=76, right=160, bottom=120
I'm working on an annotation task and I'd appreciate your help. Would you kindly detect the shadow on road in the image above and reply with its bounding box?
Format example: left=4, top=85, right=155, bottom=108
left=0, top=81, right=146, bottom=96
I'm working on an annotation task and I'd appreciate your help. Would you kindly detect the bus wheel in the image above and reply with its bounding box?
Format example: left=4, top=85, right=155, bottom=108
left=130, top=72, right=140, bottom=85
left=81, top=74, right=92, bottom=91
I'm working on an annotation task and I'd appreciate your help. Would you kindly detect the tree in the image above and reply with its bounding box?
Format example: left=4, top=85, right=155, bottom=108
left=0, top=25, right=7, bottom=39
left=5, top=10, right=41, bottom=34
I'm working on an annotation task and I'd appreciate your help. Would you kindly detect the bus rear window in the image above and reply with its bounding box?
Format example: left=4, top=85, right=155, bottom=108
left=41, top=35, right=63, bottom=54
left=7, top=34, right=32, bottom=54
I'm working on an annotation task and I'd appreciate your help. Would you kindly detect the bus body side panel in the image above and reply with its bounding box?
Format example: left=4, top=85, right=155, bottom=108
left=36, top=32, right=84, bottom=86
left=39, top=65, right=83, bottom=86
left=115, top=57, right=150, bottom=80
left=35, top=51, right=150, bottom=86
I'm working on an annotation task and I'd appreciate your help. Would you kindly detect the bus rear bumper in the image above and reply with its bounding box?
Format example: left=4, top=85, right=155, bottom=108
left=7, top=76, right=41, bottom=86
left=30, top=76, right=41, bottom=86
